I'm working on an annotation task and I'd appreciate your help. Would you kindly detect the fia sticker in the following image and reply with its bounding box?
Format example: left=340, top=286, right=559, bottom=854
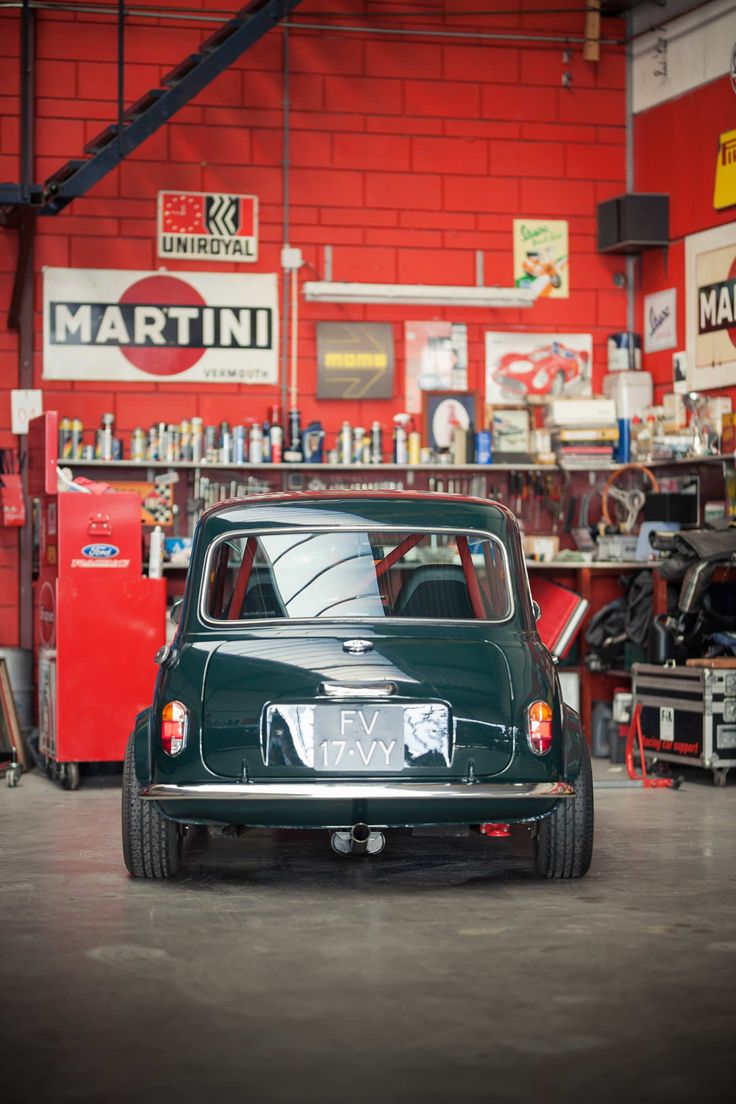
left=660, top=706, right=675, bottom=744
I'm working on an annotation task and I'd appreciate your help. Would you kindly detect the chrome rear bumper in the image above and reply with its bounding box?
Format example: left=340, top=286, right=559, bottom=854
left=139, top=780, right=574, bottom=802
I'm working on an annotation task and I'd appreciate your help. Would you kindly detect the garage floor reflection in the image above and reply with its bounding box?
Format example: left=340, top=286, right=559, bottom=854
left=1, top=764, right=734, bottom=1104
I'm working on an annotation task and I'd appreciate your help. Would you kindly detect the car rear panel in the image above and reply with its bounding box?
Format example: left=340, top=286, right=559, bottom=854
left=200, top=624, right=519, bottom=781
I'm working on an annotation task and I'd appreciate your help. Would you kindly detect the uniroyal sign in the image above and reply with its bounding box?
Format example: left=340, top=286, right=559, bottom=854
left=43, top=268, right=278, bottom=383
left=157, top=190, right=258, bottom=261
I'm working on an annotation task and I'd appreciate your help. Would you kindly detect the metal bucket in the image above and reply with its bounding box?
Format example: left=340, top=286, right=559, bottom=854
left=0, top=647, right=33, bottom=731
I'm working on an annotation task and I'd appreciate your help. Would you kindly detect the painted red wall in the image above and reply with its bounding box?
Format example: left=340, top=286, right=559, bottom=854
left=0, top=2, right=628, bottom=644
left=635, top=73, right=736, bottom=404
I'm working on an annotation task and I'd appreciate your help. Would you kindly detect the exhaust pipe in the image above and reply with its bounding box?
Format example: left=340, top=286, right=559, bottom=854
left=330, top=825, right=386, bottom=857
left=350, top=822, right=371, bottom=855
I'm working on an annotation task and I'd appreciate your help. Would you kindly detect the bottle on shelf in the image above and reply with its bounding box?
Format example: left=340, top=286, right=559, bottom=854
left=148, top=525, right=164, bottom=579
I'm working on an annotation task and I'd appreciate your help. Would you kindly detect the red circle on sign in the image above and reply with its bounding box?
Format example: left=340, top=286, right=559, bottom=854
left=119, top=275, right=207, bottom=375
left=39, top=581, right=56, bottom=648
left=727, top=257, right=736, bottom=348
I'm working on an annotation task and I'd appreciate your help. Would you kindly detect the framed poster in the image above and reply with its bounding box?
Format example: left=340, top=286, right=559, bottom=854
left=316, top=322, right=394, bottom=399
left=422, top=391, right=479, bottom=451
left=513, top=219, right=569, bottom=299
left=43, top=268, right=278, bottom=384
left=404, top=321, right=468, bottom=414
left=643, top=288, right=677, bottom=353
left=685, top=223, right=736, bottom=391
left=157, top=190, right=258, bottom=262
left=487, top=406, right=531, bottom=458
left=485, top=332, right=592, bottom=405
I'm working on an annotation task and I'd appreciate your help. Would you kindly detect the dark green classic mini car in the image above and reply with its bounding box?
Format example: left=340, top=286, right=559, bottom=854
left=122, top=492, right=593, bottom=879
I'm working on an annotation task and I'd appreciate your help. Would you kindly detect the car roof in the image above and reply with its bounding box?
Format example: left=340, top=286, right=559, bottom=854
left=198, top=490, right=515, bottom=539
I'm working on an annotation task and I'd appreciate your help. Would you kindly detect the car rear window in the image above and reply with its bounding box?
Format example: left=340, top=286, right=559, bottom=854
left=204, top=529, right=513, bottom=623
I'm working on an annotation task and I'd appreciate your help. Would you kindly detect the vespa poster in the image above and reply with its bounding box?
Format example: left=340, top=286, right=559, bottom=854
left=43, top=268, right=278, bottom=383
left=685, top=223, right=736, bottom=391
left=485, top=332, right=593, bottom=405
left=404, top=321, right=468, bottom=414
left=513, top=219, right=569, bottom=299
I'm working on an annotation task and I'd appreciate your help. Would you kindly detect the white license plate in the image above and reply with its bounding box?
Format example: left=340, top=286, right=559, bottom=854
left=265, top=702, right=450, bottom=771
left=314, top=704, right=405, bottom=772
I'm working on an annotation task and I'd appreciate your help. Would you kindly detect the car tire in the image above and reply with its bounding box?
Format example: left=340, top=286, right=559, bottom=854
left=122, top=732, right=182, bottom=879
left=533, top=740, right=594, bottom=879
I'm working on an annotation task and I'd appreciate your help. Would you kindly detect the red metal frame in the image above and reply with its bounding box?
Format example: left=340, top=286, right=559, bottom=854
left=625, top=703, right=675, bottom=789
left=228, top=537, right=258, bottom=620
left=456, top=536, right=486, bottom=620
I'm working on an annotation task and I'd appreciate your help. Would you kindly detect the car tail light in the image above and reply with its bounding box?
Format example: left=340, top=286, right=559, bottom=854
left=161, top=701, right=188, bottom=756
left=528, top=700, right=553, bottom=755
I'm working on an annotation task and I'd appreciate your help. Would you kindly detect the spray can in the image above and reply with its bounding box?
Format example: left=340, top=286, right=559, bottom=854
left=259, top=419, right=270, bottom=459
left=352, top=427, right=365, bottom=464
left=393, top=416, right=408, bottom=465
left=408, top=429, right=422, bottom=466
left=249, top=423, right=263, bottom=464
left=179, top=420, right=192, bottom=462
left=288, top=408, right=302, bottom=450
left=148, top=525, right=164, bottom=579
left=58, top=417, right=72, bottom=460
left=191, top=417, right=203, bottom=463
left=100, top=413, right=115, bottom=461
left=370, top=421, right=383, bottom=465
left=219, top=422, right=232, bottom=465
left=131, top=427, right=146, bottom=463
left=205, top=424, right=218, bottom=463
left=71, top=418, right=84, bottom=460
left=270, top=422, right=284, bottom=464
left=168, top=424, right=180, bottom=463
left=147, top=426, right=159, bottom=461
left=338, top=420, right=352, bottom=464
left=233, top=425, right=246, bottom=464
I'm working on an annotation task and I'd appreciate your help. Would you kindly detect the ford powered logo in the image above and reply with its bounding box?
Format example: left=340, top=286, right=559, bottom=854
left=81, top=543, right=120, bottom=558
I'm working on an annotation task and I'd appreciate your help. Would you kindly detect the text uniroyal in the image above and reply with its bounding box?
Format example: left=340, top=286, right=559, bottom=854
left=49, top=301, right=273, bottom=348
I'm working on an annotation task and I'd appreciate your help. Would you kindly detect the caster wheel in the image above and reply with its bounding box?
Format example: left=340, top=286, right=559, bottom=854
left=6, top=764, right=21, bottom=787
left=60, top=762, right=81, bottom=791
left=713, top=770, right=729, bottom=788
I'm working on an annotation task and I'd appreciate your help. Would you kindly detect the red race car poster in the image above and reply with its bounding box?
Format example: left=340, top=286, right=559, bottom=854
left=485, top=332, right=592, bottom=404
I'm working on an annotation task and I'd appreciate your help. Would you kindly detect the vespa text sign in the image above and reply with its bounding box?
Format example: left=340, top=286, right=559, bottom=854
left=643, top=288, right=677, bottom=353
left=157, top=191, right=258, bottom=261
left=43, top=269, right=278, bottom=383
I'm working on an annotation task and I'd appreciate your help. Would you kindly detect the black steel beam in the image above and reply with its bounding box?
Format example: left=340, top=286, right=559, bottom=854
left=42, top=0, right=302, bottom=214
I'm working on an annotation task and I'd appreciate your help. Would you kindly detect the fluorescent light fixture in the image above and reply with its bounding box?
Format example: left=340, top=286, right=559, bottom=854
left=302, top=281, right=538, bottom=308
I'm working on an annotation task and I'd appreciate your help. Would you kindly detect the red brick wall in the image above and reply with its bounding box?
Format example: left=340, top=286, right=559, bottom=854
left=0, top=1, right=628, bottom=645
left=635, top=74, right=736, bottom=405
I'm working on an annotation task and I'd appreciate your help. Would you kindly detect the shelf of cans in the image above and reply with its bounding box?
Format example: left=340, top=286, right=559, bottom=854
left=58, top=408, right=489, bottom=467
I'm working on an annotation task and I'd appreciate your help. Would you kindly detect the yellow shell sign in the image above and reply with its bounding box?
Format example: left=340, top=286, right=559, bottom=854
left=713, top=128, right=736, bottom=211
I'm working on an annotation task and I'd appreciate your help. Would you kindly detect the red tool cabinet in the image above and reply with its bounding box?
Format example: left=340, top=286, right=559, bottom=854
left=29, top=413, right=166, bottom=788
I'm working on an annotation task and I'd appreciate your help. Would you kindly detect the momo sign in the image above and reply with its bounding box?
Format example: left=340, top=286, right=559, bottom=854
left=43, top=269, right=278, bottom=383
left=157, top=191, right=258, bottom=261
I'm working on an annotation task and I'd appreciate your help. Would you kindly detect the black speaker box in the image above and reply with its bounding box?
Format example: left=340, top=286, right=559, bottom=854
left=597, top=193, right=669, bottom=254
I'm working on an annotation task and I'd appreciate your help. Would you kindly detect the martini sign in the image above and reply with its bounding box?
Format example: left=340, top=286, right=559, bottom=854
left=43, top=268, right=278, bottom=383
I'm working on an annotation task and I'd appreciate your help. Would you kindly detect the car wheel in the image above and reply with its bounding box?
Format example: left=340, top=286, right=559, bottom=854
left=122, top=732, right=182, bottom=879
left=550, top=371, right=566, bottom=396
left=533, top=740, right=594, bottom=879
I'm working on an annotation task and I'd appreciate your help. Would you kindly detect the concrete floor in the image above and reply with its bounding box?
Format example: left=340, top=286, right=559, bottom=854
left=1, top=764, right=735, bottom=1104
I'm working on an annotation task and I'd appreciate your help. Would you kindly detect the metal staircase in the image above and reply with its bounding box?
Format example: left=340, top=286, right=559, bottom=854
left=0, top=0, right=302, bottom=217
